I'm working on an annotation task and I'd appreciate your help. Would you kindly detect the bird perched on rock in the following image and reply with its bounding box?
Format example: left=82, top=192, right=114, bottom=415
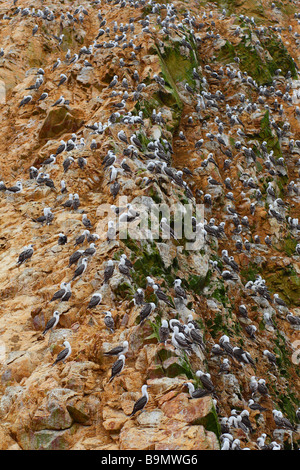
left=43, top=311, right=60, bottom=335
left=159, top=319, right=169, bottom=344
left=184, top=382, right=211, bottom=399
left=130, top=385, right=149, bottom=417
left=272, top=410, right=296, bottom=431
left=104, top=341, right=129, bottom=357
left=51, top=341, right=72, bottom=366
left=17, top=244, right=34, bottom=265
left=108, top=354, right=125, bottom=383
left=87, top=292, right=102, bottom=309
left=58, top=233, right=67, bottom=245
left=72, top=258, right=88, bottom=281
left=139, top=303, right=156, bottom=324
left=104, top=311, right=115, bottom=333
left=152, top=284, right=173, bottom=307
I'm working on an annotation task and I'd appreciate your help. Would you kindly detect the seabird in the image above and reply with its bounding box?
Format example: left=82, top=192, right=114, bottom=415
left=257, top=379, right=269, bottom=396
left=72, top=258, right=88, bottom=281
left=272, top=410, right=296, bottom=431
left=50, top=282, right=68, bottom=302
left=263, top=349, right=277, bottom=365
left=63, top=156, right=74, bottom=173
left=118, top=130, right=128, bottom=144
left=118, top=258, right=132, bottom=278
left=82, top=214, right=92, bottom=228
left=173, top=279, right=187, bottom=301
left=52, top=58, right=61, bottom=71
left=55, top=140, right=66, bottom=156
left=74, top=231, right=88, bottom=247
left=60, top=180, right=67, bottom=193
left=238, top=305, right=248, bottom=318
left=87, top=292, right=102, bottom=309
left=17, top=244, right=34, bottom=265
left=52, top=95, right=65, bottom=107
left=274, top=293, right=288, bottom=308
left=248, top=399, right=267, bottom=412
left=130, top=385, right=149, bottom=417
left=245, top=324, right=257, bottom=340
left=233, top=346, right=254, bottom=365
left=37, top=92, right=48, bottom=102
left=62, top=194, right=73, bottom=209
left=139, top=302, right=156, bottom=324
left=103, top=260, right=115, bottom=284
left=61, top=282, right=72, bottom=302
left=121, top=159, right=132, bottom=173
left=219, top=358, right=231, bottom=374
left=219, top=335, right=234, bottom=356
left=286, top=312, right=300, bottom=326
left=152, top=284, right=173, bottom=307
left=195, top=370, right=215, bottom=392
left=185, top=382, right=211, bottom=399
left=68, top=249, right=84, bottom=268
left=159, top=319, right=169, bottom=344
left=57, top=73, right=68, bottom=87
left=108, top=354, right=125, bottom=383
left=83, top=243, right=96, bottom=257
left=187, top=324, right=205, bottom=351
left=18, top=95, right=32, bottom=108
left=171, top=326, right=193, bottom=353
left=7, top=181, right=22, bottom=193
left=58, top=233, right=67, bottom=246
left=107, top=220, right=116, bottom=242
left=104, top=341, right=129, bottom=356
left=108, top=75, right=118, bottom=89
left=104, top=311, right=115, bottom=333
left=51, top=341, right=72, bottom=366
left=43, top=311, right=60, bottom=335
left=72, top=194, right=80, bottom=211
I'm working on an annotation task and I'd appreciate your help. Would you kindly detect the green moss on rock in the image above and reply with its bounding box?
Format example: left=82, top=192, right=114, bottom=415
left=265, top=266, right=300, bottom=307
left=218, top=34, right=296, bottom=86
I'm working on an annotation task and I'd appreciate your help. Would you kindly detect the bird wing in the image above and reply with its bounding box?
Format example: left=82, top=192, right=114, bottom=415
left=53, top=347, right=69, bottom=364
left=131, top=395, right=147, bottom=416
left=111, top=358, right=124, bottom=376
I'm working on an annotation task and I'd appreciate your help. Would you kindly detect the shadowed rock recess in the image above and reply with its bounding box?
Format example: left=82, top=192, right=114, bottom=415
left=0, top=0, right=299, bottom=451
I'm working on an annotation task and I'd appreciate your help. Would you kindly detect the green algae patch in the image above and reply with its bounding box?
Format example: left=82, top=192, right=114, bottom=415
left=249, top=110, right=282, bottom=159
left=214, top=0, right=267, bottom=22
left=265, top=266, right=300, bottom=307
left=196, top=405, right=221, bottom=440
left=218, top=34, right=296, bottom=86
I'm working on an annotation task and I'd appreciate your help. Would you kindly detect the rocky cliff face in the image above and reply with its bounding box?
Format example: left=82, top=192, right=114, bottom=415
left=0, top=0, right=299, bottom=451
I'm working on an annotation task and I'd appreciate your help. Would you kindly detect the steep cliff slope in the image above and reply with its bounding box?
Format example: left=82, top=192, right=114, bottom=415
left=0, top=0, right=299, bottom=450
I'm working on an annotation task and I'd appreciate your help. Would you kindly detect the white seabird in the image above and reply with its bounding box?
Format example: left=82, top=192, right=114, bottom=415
left=43, top=311, right=60, bottom=335
left=17, top=244, right=34, bottom=264
left=104, top=341, right=129, bottom=357
left=108, top=354, right=125, bottom=383
left=87, top=292, right=102, bottom=309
